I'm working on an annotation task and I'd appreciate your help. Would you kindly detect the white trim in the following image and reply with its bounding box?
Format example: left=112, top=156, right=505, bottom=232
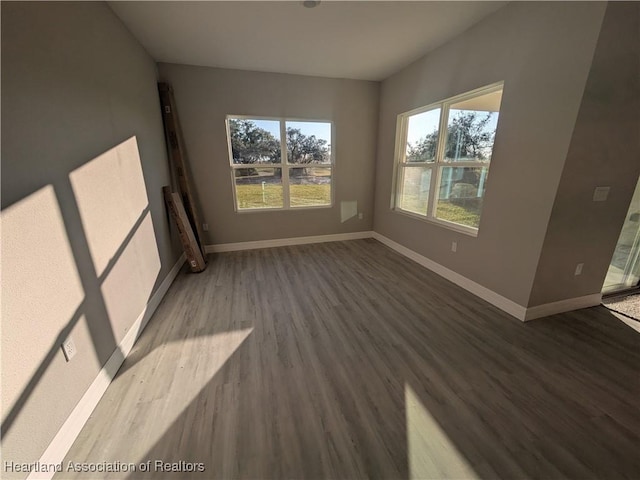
left=392, top=82, right=503, bottom=237
left=372, top=232, right=527, bottom=320
left=524, top=293, right=602, bottom=321
left=206, top=230, right=598, bottom=322
left=206, top=231, right=373, bottom=253
left=280, top=119, right=291, bottom=209
left=28, top=254, right=186, bottom=480
left=392, top=207, right=480, bottom=237
left=401, top=81, right=505, bottom=119
left=235, top=202, right=333, bottom=214
left=372, top=232, right=604, bottom=322
left=390, top=114, right=407, bottom=209
left=226, top=116, right=335, bottom=212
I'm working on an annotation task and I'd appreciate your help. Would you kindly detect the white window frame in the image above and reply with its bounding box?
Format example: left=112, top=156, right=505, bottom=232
left=391, top=82, right=503, bottom=236
left=225, top=115, right=335, bottom=212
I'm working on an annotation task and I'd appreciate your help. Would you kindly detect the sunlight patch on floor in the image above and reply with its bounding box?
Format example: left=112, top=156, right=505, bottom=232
left=405, top=383, right=478, bottom=480
left=123, top=328, right=254, bottom=463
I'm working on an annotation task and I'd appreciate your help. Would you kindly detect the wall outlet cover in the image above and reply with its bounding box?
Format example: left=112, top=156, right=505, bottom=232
left=62, top=337, right=77, bottom=362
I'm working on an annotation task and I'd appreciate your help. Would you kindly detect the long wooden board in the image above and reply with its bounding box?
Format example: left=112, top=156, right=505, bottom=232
left=163, top=186, right=206, bottom=273
left=158, top=82, right=207, bottom=260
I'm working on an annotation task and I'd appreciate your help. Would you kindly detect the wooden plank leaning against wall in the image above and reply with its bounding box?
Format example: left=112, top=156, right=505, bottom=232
left=159, top=82, right=208, bottom=272
left=162, top=186, right=206, bottom=272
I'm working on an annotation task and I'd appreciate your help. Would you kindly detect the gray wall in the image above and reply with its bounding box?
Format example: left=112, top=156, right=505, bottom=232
left=372, top=2, right=607, bottom=306
left=528, top=2, right=640, bottom=306
left=157, top=64, right=379, bottom=244
left=1, top=2, right=179, bottom=475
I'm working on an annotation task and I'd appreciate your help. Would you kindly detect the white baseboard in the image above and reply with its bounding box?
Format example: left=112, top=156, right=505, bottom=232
left=372, top=232, right=528, bottom=320
left=205, top=231, right=374, bottom=253
left=372, top=232, right=604, bottom=322
left=524, top=293, right=602, bottom=321
left=28, top=254, right=186, bottom=480
left=206, top=231, right=599, bottom=322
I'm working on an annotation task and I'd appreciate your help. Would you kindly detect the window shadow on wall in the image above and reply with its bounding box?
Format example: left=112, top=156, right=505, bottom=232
left=1, top=137, right=166, bottom=458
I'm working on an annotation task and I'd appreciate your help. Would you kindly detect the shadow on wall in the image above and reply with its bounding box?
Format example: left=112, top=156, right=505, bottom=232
left=1, top=137, right=165, bottom=459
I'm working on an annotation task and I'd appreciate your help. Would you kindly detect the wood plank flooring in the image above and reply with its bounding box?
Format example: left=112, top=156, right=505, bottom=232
left=59, top=239, right=640, bottom=479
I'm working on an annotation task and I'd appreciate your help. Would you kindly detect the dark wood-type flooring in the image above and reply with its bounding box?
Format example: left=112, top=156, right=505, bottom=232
left=60, top=239, right=640, bottom=479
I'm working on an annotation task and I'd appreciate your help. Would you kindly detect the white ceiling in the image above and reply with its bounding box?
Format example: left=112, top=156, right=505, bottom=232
left=108, top=1, right=507, bottom=81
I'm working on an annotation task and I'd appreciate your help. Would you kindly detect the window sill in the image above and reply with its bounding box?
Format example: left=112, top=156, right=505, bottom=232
left=235, top=204, right=333, bottom=214
left=392, top=208, right=479, bottom=237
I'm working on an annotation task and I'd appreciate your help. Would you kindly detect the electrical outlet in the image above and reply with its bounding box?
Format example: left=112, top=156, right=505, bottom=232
left=62, top=337, right=76, bottom=362
left=202, top=223, right=209, bottom=231
left=451, top=241, right=457, bottom=253
left=575, top=263, right=584, bottom=276
left=358, top=213, right=364, bottom=220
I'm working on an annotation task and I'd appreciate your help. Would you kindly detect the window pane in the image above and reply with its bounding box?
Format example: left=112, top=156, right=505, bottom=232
left=285, top=121, right=331, bottom=165
left=290, top=167, right=331, bottom=207
left=234, top=167, right=283, bottom=209
left=444, top=89, right=502, bottom=162
left=436, top=166, right=488, bottom=228
left=398, top=166, right=432, bottom=216
left=603, top=175, right=640, bottom=293
left=228, top=118, right=281, bottom=165
left=405, top=108, right=441, bottom=163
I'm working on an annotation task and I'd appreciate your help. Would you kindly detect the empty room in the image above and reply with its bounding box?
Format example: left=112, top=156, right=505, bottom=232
left=2, top=1, right=639, bottom=479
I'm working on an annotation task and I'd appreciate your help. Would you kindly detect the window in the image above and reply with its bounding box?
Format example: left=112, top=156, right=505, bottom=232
left=226, top=116, right=333, bottom=211
left=393, top=83, right=503, bottom=234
